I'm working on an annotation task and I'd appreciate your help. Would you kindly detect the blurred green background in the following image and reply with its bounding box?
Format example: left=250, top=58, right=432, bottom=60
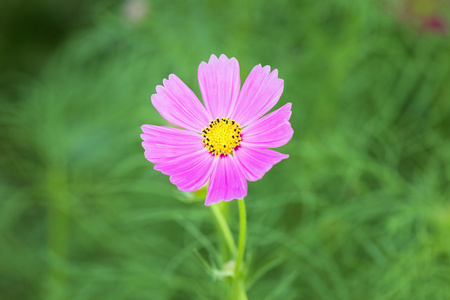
left=1, top=0, right=450, bottom=299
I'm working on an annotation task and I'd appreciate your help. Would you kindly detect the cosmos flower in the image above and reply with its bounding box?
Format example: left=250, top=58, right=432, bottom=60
left=141, top=54, right=293, bottom=205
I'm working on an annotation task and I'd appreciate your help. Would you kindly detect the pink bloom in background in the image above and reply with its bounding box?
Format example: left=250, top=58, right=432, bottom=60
left=141, top=54, right=293, bottom=205
left=421, top=15, right=446, bottom=33
left=397, top=0, right=448, bottom=34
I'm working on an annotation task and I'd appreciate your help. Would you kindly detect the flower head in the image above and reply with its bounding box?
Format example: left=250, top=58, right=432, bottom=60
left=141, top=54, right=293, bottom=205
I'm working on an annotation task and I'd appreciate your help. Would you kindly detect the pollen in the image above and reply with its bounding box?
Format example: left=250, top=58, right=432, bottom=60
left=202, top=117, right=242, bottom=156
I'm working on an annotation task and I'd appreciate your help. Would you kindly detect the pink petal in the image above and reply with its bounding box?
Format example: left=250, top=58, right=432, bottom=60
left=141, top=125, right=202, bottom=163
left=160, top=150, right=215, bottom=192
left=230, top=64, right=284, bottom=127
left=141, top=125, right=215, bottom=191
left=241, top=102, right=293, bottom=149
left=151, top=74, right=211, bottom=132
left=198, top=54, right=240, bottom=119
left=205, top=156, right=247, bottom=206
left=234, top=147, right=289, bottom=181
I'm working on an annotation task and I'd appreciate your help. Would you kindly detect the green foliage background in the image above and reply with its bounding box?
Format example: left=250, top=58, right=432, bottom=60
left=1, top=0, right=450, bottom=299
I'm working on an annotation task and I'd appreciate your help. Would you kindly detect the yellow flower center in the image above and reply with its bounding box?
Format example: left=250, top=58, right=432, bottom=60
left=202, top=117, right=242, bottom=156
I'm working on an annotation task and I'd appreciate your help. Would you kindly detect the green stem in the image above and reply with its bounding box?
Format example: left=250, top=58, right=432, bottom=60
left=235, top=281, right=248, bottom=300
left=46, top=168, right=69, bottom=300
left=210, top=203, right=237, bottom=255
left=233, top=199, right=247, bottom=300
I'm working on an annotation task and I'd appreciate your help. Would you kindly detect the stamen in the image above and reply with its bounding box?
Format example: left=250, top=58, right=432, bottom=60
left=202, top=117, right=242, bottom=156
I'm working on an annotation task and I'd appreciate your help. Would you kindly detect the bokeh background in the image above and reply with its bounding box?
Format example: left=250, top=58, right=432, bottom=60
left=1, top=0, right=450, bottom=299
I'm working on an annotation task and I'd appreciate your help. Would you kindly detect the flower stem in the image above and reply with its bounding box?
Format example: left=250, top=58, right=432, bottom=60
left=46, top=168, right=69, bottom=300
left=233, top=199, right=247, bottom=299
left=210, top=203, right=237, bottom=255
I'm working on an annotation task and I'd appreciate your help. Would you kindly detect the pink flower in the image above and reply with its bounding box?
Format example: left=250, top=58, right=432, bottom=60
left=421, top=15, right=446, bottom=34
left=141, top=54, right=293, bottom=205
left=395, top=0, right=448, bottom=35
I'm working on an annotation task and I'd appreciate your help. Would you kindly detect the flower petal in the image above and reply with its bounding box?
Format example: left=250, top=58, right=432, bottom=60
left=234, top=147, right=289, bottom=182
left=240, top=102, right=293, bottom=149
left=141, top=125, right=203, bottom=163
left=161, top=150, right=215, bottom=192
left=151, top=74, right=211, bottom=132
left=205, top=156, right=247, bottom=206
left=141, top=125, right=214, bottom=191
left=198, top=54, right=241, bottom=119
left=230, top=64, right=284, bottom=127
